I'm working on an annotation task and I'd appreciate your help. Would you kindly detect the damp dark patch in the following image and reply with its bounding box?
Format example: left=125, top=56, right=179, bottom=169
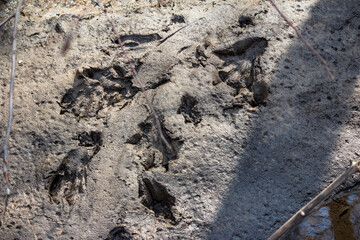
left=238, top=15, right=254, bottom=28
left=177, top=93, right=202, bottom=125
left=171, top=14, right=185, bottom=24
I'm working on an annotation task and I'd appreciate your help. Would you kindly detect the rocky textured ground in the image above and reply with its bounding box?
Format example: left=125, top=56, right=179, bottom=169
left=0, top=0, right=359, bottom=239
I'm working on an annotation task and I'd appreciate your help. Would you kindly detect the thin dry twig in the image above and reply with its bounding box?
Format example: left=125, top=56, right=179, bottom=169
left=268, top=160, right=360, bottom=239
left=2, top=0, right=25, bottom=197
left=96, top=0, right=173, bottom=151
left=0, top=13, right=15, bottom=28
left=26, top=217, right=38, bottom=240
left=267, top=0, right=335, bottom=81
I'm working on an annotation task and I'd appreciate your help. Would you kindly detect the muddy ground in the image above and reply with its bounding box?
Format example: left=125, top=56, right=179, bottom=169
left=0, top=0, right=359, bottom=239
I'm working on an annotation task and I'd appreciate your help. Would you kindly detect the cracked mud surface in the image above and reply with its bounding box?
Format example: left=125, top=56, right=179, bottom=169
left=0, top=0, right=359, bottom=239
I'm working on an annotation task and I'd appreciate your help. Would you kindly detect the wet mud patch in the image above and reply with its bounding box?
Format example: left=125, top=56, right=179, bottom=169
left=177, top=93, right=202, bottom=125
left=59, top=65, right=139, bottom=121
left=171, top=14, right=185, bottom=24
left=237, top=15, right=254, bottom=28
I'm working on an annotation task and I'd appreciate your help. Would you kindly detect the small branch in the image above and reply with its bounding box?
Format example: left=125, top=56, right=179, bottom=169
left=267, top=0, right=335, bottom=81
left=268, top=160, right=360, bottom=239
left=2, top=0, right=24, bottom=196
left=0, top=13, right=15, bottom=28
left=26, top=217, right=38, bottom=240
left=96, top=0, right=173, bottom=151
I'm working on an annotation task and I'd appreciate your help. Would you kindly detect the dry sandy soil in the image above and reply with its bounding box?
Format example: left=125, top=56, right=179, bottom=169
left=0, top=0, right=359, bottom=239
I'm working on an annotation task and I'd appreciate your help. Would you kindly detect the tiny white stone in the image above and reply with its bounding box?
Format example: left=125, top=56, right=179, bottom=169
left=18, top=60, right=23, bottom=66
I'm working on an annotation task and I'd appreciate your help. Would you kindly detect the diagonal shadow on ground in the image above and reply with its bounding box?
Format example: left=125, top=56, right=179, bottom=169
left=206, top=0, right=360, bottom=239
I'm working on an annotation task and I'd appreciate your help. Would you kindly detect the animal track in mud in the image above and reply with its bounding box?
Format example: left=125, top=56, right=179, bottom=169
left=177, top=93, right=202, bottom=125
left=47, top=131, right=103, bottom=205
left=74, top=131, right=102, bottom=147
left=212, top=37, right=269, bottom=107
left=139, top=174, right=177, bottom=224
left=73, top=131, right=103, bottom=155
left=59, top=65, right=139, bottom=121
left=127, top=120, right=181, bottom=171
left=47, top=149, right=90, bottom=205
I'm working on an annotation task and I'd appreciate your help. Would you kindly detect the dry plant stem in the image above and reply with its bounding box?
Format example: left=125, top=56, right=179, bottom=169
left=26, top=217, right=38, bottom=240
left=0, top=13, right=15, bottom=28
left=96, top=0, right=173, bottom=151
left=2, top=0, right=24, bottom=196
left=267, top=0, right=335, bottom=81
left=268, top=160, right=360, bottom=240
